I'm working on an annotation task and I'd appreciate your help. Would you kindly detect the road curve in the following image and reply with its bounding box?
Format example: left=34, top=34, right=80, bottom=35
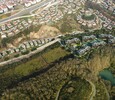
left=0, top=0, right=51, bottom=24
left=86, top=79, right=96, bottom=100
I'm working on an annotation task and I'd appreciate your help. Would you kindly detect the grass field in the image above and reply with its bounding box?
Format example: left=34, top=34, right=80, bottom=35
left=82, top=14, right=95, bottom=20
left=14, top=47, right=70, bottom=76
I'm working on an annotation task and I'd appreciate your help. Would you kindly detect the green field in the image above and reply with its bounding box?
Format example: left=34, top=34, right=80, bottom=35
left=14, top=47, right=70, bottom=76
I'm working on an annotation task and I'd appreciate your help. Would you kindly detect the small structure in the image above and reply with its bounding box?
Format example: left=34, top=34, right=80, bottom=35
left=108, top=38, right=115, bottom=44
left=91, top=40, right=106, bottom=47
left=66, top=38, right=80, bottom=44
left=83, top=35, right=96, bottom=42
left=77, top=46, right=91, bottom=55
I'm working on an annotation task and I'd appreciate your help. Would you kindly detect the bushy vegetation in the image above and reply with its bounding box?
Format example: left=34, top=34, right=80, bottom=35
left=59, top=77, right=91, bottom=100
left=0, top=28, right=114, bottom=99
left=0, top=54, right=91, bottom=100
left=0, top=45, right=70, bottom=96
left=60, top=21, right=73, bottom=33
left=94, top=81, right=109, bottom=100
left=82, top=14, right=95, bottom=20
left=51, top=14, right=82, bottom=34
left=21, top=50, right=29, bottom=55
left=0, top=43, right=115, bottom=99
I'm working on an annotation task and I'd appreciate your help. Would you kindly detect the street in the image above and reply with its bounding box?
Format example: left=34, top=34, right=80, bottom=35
left=0, top=0, right=51, bottom=24
left=0, top=38, right=60, bottom=67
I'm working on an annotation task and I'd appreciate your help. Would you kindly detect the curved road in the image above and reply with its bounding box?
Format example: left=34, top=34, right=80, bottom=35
left=55, top=85, right=63, bottom=100
left=86, top=79, right=96, bottom=100
left=0, top=0, right=51, bottom=24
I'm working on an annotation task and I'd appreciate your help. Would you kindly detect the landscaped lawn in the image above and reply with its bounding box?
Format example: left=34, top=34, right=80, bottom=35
left=82, top=14, right=95, bottom=20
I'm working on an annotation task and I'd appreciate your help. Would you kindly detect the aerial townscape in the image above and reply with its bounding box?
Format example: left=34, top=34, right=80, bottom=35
left=0, top=0, right=114, bottom=100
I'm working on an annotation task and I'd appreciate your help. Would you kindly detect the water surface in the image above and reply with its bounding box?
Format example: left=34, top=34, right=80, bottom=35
left=99, top=69, right=115, bottom=86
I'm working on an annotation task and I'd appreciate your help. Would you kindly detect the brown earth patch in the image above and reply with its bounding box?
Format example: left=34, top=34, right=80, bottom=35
left=30, top=25, right=61, bottom=39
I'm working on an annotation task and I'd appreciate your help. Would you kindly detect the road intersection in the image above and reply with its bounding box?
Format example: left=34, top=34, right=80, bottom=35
left=0, top=0, right=52, bottom=24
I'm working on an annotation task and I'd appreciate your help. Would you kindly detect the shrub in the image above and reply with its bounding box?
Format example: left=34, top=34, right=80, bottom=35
left=14, top=54, right=20, bottom=58
left=21, top=50, right=29, bottom=55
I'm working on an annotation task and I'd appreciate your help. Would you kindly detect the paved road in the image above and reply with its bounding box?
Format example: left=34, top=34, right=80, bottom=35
left=0, top=0, right=51, bottom=24
left=0, top=38, right=60, bottom=67
left=55, top=86, right=62, bottom=100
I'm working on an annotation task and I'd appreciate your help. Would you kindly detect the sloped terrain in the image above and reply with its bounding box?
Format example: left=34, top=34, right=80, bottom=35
left=0, top=45, right=115, bottom=100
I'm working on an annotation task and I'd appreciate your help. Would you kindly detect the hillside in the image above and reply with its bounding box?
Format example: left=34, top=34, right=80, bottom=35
left=29, top=25, right=61, bottom=39
left=0, top=44, right=115, bottom=100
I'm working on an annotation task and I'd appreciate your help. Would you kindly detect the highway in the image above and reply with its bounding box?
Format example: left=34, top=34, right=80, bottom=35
left=0, top=0, right=51, bottom=24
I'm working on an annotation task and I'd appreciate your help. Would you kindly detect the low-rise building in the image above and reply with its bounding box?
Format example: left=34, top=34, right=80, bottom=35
left=77, top=46, right=91, bottom=55
left=99, top=34, right=114, bottom=39
left=108, top=38, right=115, bottom=44
left=66, top=38, right=80, bottom=44
left=83, top=35, right=96, bottom=42
left=91, top=40, right=106, bottom=47
left=0, top=31, right=7, bottom=39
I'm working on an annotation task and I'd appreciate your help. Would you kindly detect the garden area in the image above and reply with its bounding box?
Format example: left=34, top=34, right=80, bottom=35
left=82, top=14, right=95, bottom=20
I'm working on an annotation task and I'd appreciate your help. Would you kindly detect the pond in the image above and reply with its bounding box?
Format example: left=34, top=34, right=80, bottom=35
left=99, top=69, right=115, bottom=86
